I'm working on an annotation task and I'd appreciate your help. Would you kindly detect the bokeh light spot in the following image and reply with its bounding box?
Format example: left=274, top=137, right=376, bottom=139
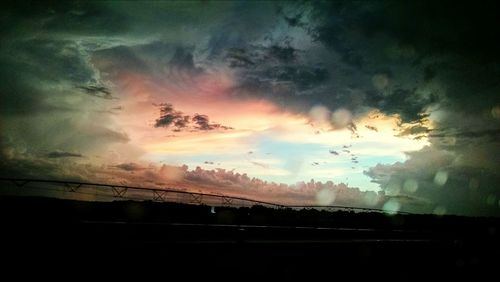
left=372, top=74, right=389, bottom=91
left=309, top=105, right=330, bottom=124
left=315, top=188, right=336, bottom=206
left=486, top=194, right=497, bottom=206
left=469, top=178, right=479, bottom=189
left=331, top=108, right=352, bottom=128
left=363, top=192, right=379, bottom=206
left=434, top=170, right=448, bottom=186
left=433, top=206, right=446, bottom=216
left=383, top=198, right=401, bottom=215
left=403, top=179, right=418, bottom=193
left=385, top=181, right=401, bottom=196
left=491, top=106, right=500, bottom=119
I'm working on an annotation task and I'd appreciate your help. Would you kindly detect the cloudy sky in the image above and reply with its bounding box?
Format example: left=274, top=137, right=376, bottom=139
left=1, top=1, right=499, bottom=216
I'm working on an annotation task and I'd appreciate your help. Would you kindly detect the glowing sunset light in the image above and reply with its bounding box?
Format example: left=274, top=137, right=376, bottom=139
left=2, top=1, right=499, bottom=216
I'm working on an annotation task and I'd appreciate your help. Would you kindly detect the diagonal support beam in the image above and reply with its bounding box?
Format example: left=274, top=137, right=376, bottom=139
left=190, top=194, right=203, bottom=204
left=111, top=187, right=127, bottom=198
left=64, top=183, right=82, bottom=192
left=153, top=190, right=167, bottom=202
left=222, top=197, right=233, bottom=206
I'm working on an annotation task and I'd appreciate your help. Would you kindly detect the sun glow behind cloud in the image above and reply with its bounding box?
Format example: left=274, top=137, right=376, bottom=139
left=110, top=69, right=430, bottom=191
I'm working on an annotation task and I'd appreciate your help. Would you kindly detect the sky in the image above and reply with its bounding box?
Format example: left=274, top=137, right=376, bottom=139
left=1, top=1, right=500, bottom=216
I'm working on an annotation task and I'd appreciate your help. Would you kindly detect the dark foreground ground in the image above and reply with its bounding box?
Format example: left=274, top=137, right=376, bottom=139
left=1, top=195, right=499, bottom=278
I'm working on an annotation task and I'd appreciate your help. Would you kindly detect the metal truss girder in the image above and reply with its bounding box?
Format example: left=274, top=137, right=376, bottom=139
left=190, top=194, right=203, bottom=204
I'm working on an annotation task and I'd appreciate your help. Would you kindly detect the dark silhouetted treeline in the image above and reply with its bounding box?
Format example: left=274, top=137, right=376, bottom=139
left=0, top=195, right=498, bottom=278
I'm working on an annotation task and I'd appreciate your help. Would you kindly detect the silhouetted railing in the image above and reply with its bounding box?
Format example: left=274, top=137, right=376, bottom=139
left=0, top=177, right=285, bottom=208
left=0, top=178, right=407, bottom=214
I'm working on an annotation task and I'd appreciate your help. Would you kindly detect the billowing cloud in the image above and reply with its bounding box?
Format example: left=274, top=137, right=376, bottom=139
left=365, top=146, right=500, bottom=216
left=0, top=148, right=384, bottom=208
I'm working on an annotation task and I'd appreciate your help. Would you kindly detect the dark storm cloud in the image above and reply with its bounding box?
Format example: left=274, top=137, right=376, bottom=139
left=0, top=141, right=95, bottom=182
left=0, top=76, right=65, bottom=116
left=90, top=43, right=205, bottom=84
left=0, top=156, right=86, bottom=181
left=305, top=0, right=500, bottom=65
left=366, top=88, right=437, bottom=124
left=0, top=1, right=272, bottom=184
left=269, top=0, right=500, bottom=215
left=113, top=163, right=145, bottom=172
left=223, top=43, right=330, bottom=103
left=76, top=85, right=114, bottom=99
left=262, top=65, right=329, bottom=92
left=3, top=1, right=496, bottom=125
left=206, top=1, right=282, bottom=57
left=154, top=103, right=232, bottom=132
left=397, top=125, right=432, bottom=137
left=2, top=39, right=95, bottom=83
left=429, top=129, right=500, bottom=140
left=0, top=1, right=128, bottom=39
left=225, top=48, right=256, bottom=67
left=89, top=127, right=130, bottom=143
left=47, top=151, right=83, bottom=158
left=0, top=37, right=107, bottom=117
left=169, top=47, right=204, bottom=74
left=91, top=45, right=150, bottom=80
left=274, top=0, right=500, bottom=124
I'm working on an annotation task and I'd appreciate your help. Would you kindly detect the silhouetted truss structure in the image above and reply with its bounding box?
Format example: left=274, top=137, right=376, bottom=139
left=0, top=178, right=406, bottom=214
